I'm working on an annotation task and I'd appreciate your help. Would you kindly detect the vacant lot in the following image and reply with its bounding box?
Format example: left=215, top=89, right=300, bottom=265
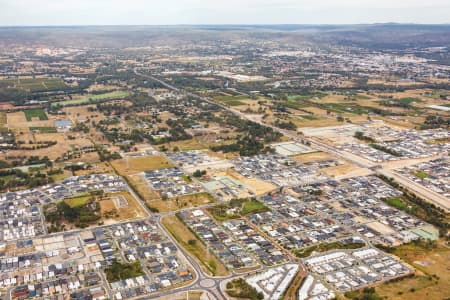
left=111, top=155, right=173, bottom=176
left=158, top=138, right=213, bottom=152
left=147, top=192, right=216, bottom=213
left=101, top=191, right=148, bottom=222
left=162, top=214, right=229, bottom=276
left=292, top=151, right=332, bottom=163
left=224, top=169, right=276, bottom=196
left=377, top=241, right=450, bottom=300
left=6, top=111, right=27, bottom=129
left=52, top=90, right=130, bottom=107
left=126, top=174, right=160, bottom=201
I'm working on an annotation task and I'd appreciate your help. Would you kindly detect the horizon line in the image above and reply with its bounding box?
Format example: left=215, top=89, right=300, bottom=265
left=1, top=22, right=450, bottom=28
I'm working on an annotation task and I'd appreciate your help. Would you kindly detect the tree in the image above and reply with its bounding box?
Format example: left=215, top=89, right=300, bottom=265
left=193, top=169, right=206, bottom=178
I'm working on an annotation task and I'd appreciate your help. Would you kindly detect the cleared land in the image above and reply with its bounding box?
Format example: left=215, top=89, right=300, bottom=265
left=322, top=163, right=373, bottom=179
left=100, top=191, right=148, bottom=221
left=147, top=192, right=216, bottom=213
left=111, top=155, right=173, bottom=176
left=292, top=151, right=332, bottom=163
left=162, top=214, right=229, bottom=276
left=224, top=169, right=276, bottom=196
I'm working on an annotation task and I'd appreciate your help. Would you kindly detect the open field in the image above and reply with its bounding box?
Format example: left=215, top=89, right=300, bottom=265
left=126, top=174, right=160, bottom=201
left=62, top=104, right=108, bottom=124
left=158, top=138, right=216, bottom=152
left=65, top=194, right=90, bottom=208
left=101, top=191, right=148, bottom=222
left=292, top=151, right=332, bottom=163
left=50, top=170, right=71, bottom=182
left=322, top=163, right=373, bottom=179
left=147, top=192, right=216, bottom=213
left=7, top=111, right=54, bottom=130
left=0, top=112, right=7, bottom=127
left=73, top=160, right=115, bottom=176
left=376, top=241, right=450, bottom=300
left=52, top=90, right=130, bottom=107
left=295, top=116, right=343, bottom=128
left=0, top=77, right=66, bottom=91
left=111, top=155, right=173, bottom=176
left=162, top=214, right=229, bottom=277
left=24, top=109, right=48, bottom=121
left=214, top=95, right=247, bottom=106
left=6, top=111, right=28, bottom=128
left=2, top=131, right=94, bottom=161
left=224, top=169, right=277, bottom=196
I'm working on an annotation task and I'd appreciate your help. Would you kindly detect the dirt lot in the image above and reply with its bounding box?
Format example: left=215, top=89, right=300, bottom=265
left=147, top=192, right=216, bottom=213
left=111, top=155, right=173, bottom=176
left=292, top=152, right=333, bottom=163
left=100, top=191, right=148, bottom=223
left=322, top=163, right=373, bottom=179
left=224, top=169, right=277, bottom=196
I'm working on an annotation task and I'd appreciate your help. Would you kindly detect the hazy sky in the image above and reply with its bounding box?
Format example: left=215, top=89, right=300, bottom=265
left=1, top=0, right=449, bottom=26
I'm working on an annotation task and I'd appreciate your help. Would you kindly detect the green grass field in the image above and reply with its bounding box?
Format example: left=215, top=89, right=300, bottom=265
left=215, top=95, right=247, bottom=106
left=384, top=197, right=417, bottom=214
left=29, top=126, right=57, bottom=133
left=385, top=197, right=410, bottom=210
left=24, top=109, right=48, bottom=121
left=241, top=199, right=269, bottom=215
left=0, top=78, right=66, bottom=92
left=65, top=195, right=90, bottom=208
left=413, top=170, right=430, bottom=179
left=52, top=90, right=130, bottom=107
